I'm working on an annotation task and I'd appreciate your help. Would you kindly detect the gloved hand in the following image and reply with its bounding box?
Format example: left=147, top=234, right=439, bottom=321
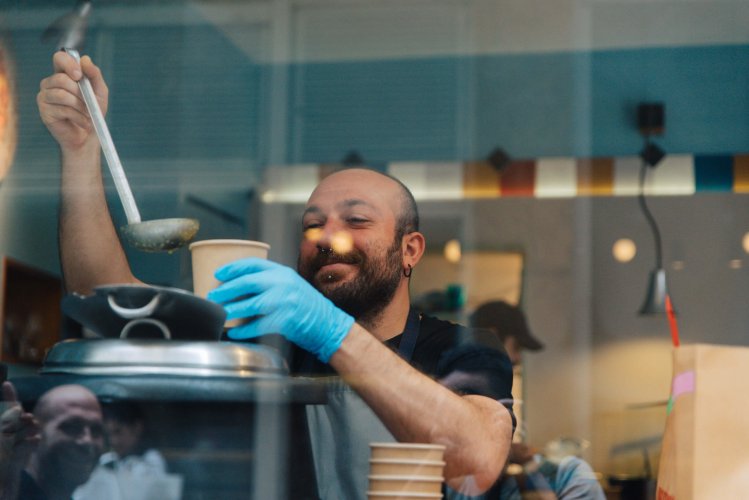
left=207, top=258, right=355, bottom=363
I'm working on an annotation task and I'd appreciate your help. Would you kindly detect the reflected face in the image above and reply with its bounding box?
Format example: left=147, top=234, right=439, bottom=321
left=37, top=399, right=104, bottom=487
left=105, top=419, right=142, bottom=457
left=297, top=170, right=406, bottom=321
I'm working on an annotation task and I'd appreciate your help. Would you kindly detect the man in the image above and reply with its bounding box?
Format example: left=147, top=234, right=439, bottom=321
left=470, top=302, right=604, bottom=500
left=10, top=384, right=103, bottom=500
left=37, top=52, right=514, bottom=498
left=74, top=402, right=180, bottom=500
left=471, top=301, right=544, bottom=469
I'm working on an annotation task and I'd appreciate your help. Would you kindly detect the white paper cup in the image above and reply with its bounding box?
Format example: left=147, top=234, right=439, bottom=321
left=367, top=492, right=443, bottom=500
left=370, top=442, right=446, bottom=461
left=368, top=475, right=444, bottom=494
left=189, top=239, right=270, bottom=327
left=369, top=459, right=446, bottom=477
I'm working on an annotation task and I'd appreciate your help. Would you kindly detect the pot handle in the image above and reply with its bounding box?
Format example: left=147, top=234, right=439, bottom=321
left=120, top=319, right=172, bottom=339
left=107, top=294, right=160, bottom=319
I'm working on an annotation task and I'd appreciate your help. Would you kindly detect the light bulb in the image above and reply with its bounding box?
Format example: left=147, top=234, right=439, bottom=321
left=613, top=238, right=637, bottom=263
left=444, top=239, right=461, bottom=264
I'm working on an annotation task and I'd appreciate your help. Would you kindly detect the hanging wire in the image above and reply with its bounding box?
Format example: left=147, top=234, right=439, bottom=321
left=637, top=154, right=663, bottom=269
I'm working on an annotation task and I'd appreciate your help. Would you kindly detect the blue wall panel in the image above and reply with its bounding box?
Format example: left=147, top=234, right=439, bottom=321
left=590, top=44, right=749, bottom=158
left=11, top=29, right=64, bottom=167
left=291, top=44, right=749, bottom=163
left=474, top=52, right=588, bottom=160
left=694, top=154, right=734, bottom=191
left=290, top=57, right=461, bottom=164
left=110, top=26, right=263, bottom=162
left=9, top=20, right=749, bottom=168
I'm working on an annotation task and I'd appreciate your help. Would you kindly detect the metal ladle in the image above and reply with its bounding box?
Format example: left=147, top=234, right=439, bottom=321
left=64, top=48, right=199, bottom=252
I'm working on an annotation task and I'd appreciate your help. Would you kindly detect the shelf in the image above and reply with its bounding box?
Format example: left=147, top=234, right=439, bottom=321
left=0, top=256, right=62, bottom=364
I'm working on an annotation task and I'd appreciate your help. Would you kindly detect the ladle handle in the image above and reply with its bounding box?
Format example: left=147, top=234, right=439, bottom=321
left=63, top=48, right=141, bottom=224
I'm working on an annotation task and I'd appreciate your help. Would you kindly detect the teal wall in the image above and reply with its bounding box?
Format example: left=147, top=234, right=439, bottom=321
left=10, top=26, right=266, bottom=166
left=5, top=20, right=749, bottom=283
left=10, top=25, right=749, bottom=169
left=292, top=44, right=749, bottom=162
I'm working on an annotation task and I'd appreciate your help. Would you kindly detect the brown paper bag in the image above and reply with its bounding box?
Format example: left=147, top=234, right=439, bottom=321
left=656, top=344, right=749, bottom=499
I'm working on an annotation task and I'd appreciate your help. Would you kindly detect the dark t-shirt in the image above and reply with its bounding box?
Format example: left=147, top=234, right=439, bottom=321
left=291, top=311, right=515, bottom=414
left=284, top=311, right=515, bottom=500
left=19, top=470, right=52, bottom=500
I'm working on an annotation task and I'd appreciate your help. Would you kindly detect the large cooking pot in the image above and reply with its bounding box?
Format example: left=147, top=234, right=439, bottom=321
left=23, top=279, right=327, bottom=500
left=12, top=338, right=324, bottom=405
left=11, top=338, right=324, bottom=500
left=4, top=276, right=325, bottom=499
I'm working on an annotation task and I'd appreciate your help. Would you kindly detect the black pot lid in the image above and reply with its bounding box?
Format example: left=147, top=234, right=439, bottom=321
left=62, top=284, right=227, bottom=341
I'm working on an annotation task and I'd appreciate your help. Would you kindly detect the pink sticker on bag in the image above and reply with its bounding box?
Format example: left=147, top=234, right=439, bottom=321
left=671, top=370, right=695, bottom=400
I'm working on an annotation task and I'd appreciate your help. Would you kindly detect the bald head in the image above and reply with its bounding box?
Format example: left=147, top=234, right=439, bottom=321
left=33, top=384, right=101, bottom=424
left=313, top=168, right=419, bottom=237
left=27, top=384, right=104, bottom=496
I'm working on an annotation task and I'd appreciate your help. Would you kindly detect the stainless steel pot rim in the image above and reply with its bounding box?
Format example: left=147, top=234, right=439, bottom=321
left=40, top=365, right=286, bottom=378
left=42, top=339, right=289, bottom=377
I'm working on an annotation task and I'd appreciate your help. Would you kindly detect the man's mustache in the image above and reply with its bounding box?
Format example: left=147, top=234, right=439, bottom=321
left=311, top=248, right=364, bottom=270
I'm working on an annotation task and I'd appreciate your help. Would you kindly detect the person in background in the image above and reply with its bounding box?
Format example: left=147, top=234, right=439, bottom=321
left=99, top=402, right=166, bottom=477
left=470, top=301, right=605, bottom=500
left=470, top=301, right=544, bottom=368
left=74, top=402, right=180, bottom=500
left=37, top=52, right=515, bottom=499
left=21, top=384, right=104, bottom=500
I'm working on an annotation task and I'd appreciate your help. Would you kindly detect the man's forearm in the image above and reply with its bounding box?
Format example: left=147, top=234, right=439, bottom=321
left=330, top=323, right=512, bottom=494
left=59, top=143, right=139, bottom=294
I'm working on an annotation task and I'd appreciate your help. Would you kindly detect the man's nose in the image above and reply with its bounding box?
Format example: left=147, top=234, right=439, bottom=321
left=322, top=229, right=354, bottom=255
left=305, top=221, right=353, bottom=254
left=315, top=225, right=335, bottom=249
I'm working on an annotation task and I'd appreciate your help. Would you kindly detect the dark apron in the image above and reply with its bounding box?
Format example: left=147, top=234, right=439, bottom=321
left=305, top=310, right=420, bottom=500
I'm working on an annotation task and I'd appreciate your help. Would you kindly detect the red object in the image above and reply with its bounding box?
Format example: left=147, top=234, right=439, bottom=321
left=666, top=295, right=680, bottom=347
left=499, top=160, right=536, bottom=196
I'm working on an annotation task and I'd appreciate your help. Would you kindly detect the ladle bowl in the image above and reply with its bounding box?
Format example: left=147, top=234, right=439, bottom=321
left=121, top=218, right=200, bottom=252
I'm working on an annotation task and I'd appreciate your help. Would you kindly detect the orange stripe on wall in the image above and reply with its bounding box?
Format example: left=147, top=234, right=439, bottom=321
left=734, top=155, right=749, bottom=193
left=577, top=158, right=614, bottom=195
left=463, top=161, right=501, bottom=198
left=500, top=160, right=536, bottom=196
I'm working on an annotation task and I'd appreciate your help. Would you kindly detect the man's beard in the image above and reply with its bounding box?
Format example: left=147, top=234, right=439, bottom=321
left=38, top=442, right=98, bottom=491
left=298, top=235, right=403, bottom=325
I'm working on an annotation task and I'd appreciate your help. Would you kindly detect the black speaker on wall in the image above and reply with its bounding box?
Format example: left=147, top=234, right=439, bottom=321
left=637, top=103, right=665, bottom=136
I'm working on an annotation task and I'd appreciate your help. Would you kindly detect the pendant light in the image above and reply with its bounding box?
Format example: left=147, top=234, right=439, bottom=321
left=636, top=103, right=673, bottom=315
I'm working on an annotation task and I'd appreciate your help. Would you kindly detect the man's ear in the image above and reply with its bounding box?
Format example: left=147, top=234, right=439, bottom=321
left=402, top=231, right=426, bottom=271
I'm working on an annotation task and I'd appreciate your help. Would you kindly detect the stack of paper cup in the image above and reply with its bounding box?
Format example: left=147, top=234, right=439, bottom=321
left=367, top=442, right=446, bottom=500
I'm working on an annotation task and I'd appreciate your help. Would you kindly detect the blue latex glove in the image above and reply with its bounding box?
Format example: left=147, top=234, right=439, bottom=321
left=206, top=258, right=355, bottom=362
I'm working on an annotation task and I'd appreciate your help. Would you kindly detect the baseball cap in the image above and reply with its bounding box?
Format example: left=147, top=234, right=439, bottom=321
left=469, top=300, right=544, bottom=351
